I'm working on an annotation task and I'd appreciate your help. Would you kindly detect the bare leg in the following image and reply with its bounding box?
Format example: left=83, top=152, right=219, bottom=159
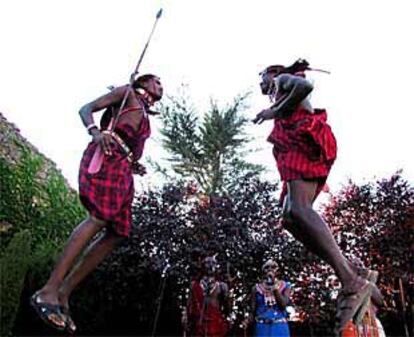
left=54, top=230, right=123, bottom=332
left=35, top=215, right=107, bottom=305
left=282, top=180, right=360, bottom=287
left=282, top=180, right=374, bottom=332
left=58, top=229, right=123, bottom=306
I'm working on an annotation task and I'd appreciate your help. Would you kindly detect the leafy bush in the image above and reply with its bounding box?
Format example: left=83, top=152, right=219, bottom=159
left=1, top=143, right=85, bottom=336
left=0, top=230, right=31, bottom=337
left=64, top=172, right=412, bottom=336
left=4, top=141, right=411, bottom=337
left=0, top=147, right=85, bottom=249
left=50, top=176, right=288, bottom=335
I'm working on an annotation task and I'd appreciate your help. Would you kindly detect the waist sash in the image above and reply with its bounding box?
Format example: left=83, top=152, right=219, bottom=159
left=102, top=130, right=133, bottom=163
left=255, top=317, right=287, bottom=324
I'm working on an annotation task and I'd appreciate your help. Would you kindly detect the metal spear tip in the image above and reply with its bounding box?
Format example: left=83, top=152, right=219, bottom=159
left=309, top=67, right=331, bottom=75
left=156, top=8, right=163, bottom=19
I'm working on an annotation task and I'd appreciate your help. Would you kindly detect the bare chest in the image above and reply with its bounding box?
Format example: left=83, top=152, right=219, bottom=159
left=115, top=93, right=145, bottom=131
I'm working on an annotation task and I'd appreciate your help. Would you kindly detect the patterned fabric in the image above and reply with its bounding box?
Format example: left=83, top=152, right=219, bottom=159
left=78, top=109, right=151, bottom=237
left=187, top=280, right=228, bottom=337
left=268, top=107, right=337, bottom=203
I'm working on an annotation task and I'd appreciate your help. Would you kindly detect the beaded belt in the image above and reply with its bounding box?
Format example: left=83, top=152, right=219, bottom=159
left=255, top=317, right=287, bottom=324
left=102, top=130, right=133, bottom=163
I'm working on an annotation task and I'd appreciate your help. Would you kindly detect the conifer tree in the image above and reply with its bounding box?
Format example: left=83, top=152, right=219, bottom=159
left=157, top=88, right=264, bottom=194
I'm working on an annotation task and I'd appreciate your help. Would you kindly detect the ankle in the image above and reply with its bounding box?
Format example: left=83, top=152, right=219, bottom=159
left=337, top=262, right=358, bottom=286
left=342, top=275, right=367, bottom=292
left=58, top=288, right=70, bottom=305
left=348, top=261, right=369, bottom=278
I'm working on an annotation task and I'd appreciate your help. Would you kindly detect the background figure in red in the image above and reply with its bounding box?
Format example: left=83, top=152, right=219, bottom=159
left=183, top=255, right=231, bottom=337
left=253, top=59, right=376, bottom=334
left=30, top=74, right=163, bottom=333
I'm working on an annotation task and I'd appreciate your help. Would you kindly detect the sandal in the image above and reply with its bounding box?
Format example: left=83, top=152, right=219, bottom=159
left=30, top=292, right=66, bottom=331
left=61, top=306, right=77, bottom=334
left=353, top=270, right=379, bottom=325
left=334, top=280, right=374, bottom=335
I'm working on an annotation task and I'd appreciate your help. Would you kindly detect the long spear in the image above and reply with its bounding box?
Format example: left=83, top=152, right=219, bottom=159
left=111, top=8, right=163, bottom=129
left=88, top=8, right=163, bottom=174
left=151, top=262, right=171, bottom=337
left=399, top=278, right=410, bottom=337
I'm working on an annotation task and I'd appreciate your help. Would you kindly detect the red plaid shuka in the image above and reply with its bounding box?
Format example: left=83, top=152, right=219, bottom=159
left=268, top=106, right=337, bottom=203
left=78, top=111, right=151, bottom=237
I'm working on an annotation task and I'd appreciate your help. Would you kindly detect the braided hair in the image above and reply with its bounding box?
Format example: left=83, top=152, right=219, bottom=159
left=261, top=59, right=310, bottom=77
left=132, top=73, right=158, bottom=90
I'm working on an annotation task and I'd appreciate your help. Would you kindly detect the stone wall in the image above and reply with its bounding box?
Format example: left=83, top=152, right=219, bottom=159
left=0, top=112, right=71, bottom=186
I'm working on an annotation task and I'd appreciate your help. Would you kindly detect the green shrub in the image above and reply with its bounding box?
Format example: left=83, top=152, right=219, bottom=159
left=0, top=230, right=31, bottom=337
left=0, top=142, right=86, bottom=335
left=0, top=147, right=85, bottom=251
left=28, top=240, right=61, bottom=287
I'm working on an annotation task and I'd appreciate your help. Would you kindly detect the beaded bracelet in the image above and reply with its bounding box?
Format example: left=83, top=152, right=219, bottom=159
left=86, top=123, right=98, bottom=134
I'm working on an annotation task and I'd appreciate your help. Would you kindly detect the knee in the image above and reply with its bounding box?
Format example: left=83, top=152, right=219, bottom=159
left=104, top=230, right=126, bottom=246
left=88, top=216, right=107, bottom=230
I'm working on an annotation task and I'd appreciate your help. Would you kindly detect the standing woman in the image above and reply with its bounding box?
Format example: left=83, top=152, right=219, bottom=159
left=245, top=259, right=291, bottom=337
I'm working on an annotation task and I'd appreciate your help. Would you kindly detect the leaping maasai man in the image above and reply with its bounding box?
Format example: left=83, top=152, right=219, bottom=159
left=30, top=74, right=163, bottom=333
left=253, top=59, right=376, bottom=334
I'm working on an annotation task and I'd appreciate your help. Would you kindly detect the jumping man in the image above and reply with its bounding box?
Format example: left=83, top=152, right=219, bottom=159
left=253, top=59, right=375, bottom=334
left=31, top=74, right=163, bottom=333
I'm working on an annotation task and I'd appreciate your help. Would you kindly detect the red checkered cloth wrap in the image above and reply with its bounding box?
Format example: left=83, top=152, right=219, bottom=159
left=268, top=106, right=337, bottom=204
left=78, top=110, right=151, bottom=237
left=187, top=281, right=228, bottom=337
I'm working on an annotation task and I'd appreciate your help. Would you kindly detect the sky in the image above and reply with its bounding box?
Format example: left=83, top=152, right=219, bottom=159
left=1, top=0, right=413, bottom=195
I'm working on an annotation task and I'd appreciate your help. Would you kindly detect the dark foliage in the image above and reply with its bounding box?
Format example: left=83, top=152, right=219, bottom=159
left=13, top=172, right=413, bottom=336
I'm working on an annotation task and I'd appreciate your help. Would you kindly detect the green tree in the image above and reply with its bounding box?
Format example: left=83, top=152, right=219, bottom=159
left=156, top=87, right=264, bottom=194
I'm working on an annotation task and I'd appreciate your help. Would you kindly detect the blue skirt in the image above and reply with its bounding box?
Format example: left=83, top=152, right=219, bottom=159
left=254, top=321, right=290, bottom=337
